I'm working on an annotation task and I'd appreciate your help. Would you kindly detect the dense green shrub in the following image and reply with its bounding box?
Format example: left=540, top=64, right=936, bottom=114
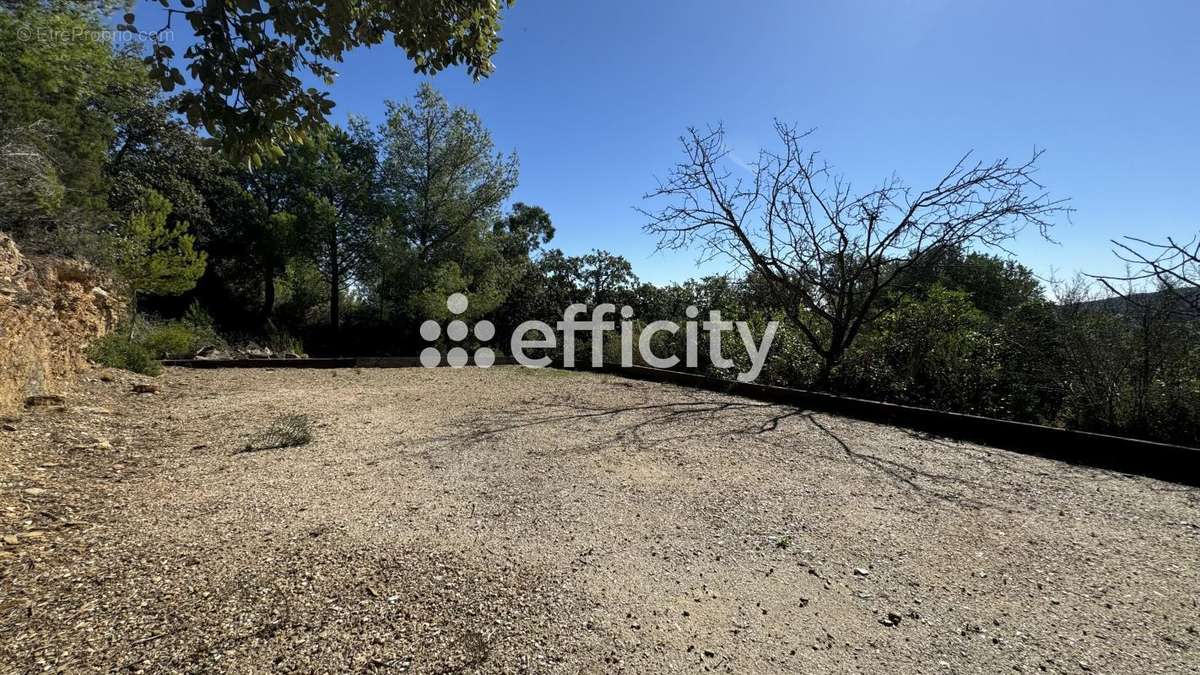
left=987, top=300, right=1065, bottom=423
left=88, top=308, right=226, bottom=374
left=139, top=323, right=200, bottom=359
left=87, top=333, right=162, bottom=376
left=841, top=286, right=1000, bottom=413
left=131, top=304, right=225, bottom=359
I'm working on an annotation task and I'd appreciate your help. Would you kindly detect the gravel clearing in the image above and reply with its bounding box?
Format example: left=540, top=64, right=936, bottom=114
left=2, top=365, right=1198, bottom=673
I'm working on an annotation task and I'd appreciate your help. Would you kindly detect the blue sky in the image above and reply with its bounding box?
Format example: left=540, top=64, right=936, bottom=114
left=136, top=0, right=1200, bottom=286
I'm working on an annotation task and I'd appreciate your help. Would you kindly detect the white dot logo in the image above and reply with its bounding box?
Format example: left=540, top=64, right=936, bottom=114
left=419, top=293, right=495, bottom=368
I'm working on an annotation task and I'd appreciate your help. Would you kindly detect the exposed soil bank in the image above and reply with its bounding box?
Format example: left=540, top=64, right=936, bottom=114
left=0, top=233, right=117, bottom=413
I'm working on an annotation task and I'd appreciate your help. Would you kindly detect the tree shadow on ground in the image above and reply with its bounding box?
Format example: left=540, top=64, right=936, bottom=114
left=428, top=393, right=1004, bottom=509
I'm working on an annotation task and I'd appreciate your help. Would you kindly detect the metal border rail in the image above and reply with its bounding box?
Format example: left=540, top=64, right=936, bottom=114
left=161, top=358, right=1200, bottom=486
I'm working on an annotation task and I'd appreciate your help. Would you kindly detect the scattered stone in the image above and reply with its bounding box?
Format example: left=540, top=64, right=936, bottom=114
left=24, top=394, right=65, bottom=408
left=853, top=567, right=870, bottom=577
left=879, top=611, right=903, bottom=627
left=74, top=406, right=112, bottom=415
left=22, top=487, right=47, bottom=496
left=1, top=423, right=15, bottom=432
left=244, top=344, right=273, bottom=359
left=194, top=345, right=224, bottom=359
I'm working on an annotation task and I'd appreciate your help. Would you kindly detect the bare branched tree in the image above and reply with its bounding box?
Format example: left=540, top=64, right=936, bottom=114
left=641, top=123, right=1068, bottom=384
left=1093, top=235, right=1200, bottom=318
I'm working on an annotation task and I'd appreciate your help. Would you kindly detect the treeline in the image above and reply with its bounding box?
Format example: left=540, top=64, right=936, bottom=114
left=512, top=250, right=1200, bottom=447
left=1, top=2, right=547, bottom=354
left=2, top=1, right=1197, bottom=446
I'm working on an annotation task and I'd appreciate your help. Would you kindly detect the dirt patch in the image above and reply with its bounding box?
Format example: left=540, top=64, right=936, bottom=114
left=1, top=366, right=1198, bottom=672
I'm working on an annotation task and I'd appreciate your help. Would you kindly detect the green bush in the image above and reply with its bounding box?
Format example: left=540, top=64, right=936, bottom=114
left=841, top=286, right=999, bottom=413
left=87, top=333, right=162, bottom=376
left=140, top=323, right=199, bottom=359
left=137, top=304, right=225, bottom=359
left=182, top=300, right=215, bottom=333
left=88, top=310, right=227, bottom=375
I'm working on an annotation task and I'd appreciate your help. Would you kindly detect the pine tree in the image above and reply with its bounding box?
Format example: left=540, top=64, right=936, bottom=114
left=108, top=190, right=207, bottom=332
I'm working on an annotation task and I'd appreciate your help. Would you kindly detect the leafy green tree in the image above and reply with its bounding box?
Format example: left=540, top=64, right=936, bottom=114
left=907, top=248, right=1043, bottom=320
left=845, top=285, right=997, bottom=412
left=372, top=83, right=518, bottom=323
left=227, top=147, right=316, bottom=320
left=180, top=167, right=273, bottom=326
left=574, top=249, right=638, bottom=305
left=107, top=95, right=222, bottom=231
left=990, top=298, right=1063, bottom=422
left=256, top=212, right=299, bottom=317
left=127, top=0, right=514, bottom=161
left=108, top=190, right=208, bottom=329
left=408, top=207, right=548, bottom=327
left=494, top=247, right=579, bottom=332
left=292, top=126, right=381, bottom=332
left=493, top=203, right=555, bottom=260
left=0, top=0, right=148, bottom=243
left=380, top=84, right=518, bottom=261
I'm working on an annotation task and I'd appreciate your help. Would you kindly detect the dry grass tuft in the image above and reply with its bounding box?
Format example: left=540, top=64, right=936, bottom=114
left=240, top=413, right=313, bottom=452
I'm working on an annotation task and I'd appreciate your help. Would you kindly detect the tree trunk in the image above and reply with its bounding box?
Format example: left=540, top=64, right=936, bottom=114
left=330, top=285, right=340, bottom=334
left=261, top=260, right=276, bottom=320
left=816, top=357, right=835, bottom=390
left=815, top=327, right=848, bottom=390
left=128, top=289, right=138, bottom=340
left=329, top=230, right=340, bottom=334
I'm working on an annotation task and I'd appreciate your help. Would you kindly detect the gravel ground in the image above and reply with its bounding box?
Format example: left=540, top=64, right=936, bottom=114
left=1, top=365, right=1198, bottom=673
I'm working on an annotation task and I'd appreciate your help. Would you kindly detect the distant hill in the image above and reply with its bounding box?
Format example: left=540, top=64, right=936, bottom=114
left=1068, top=287, right=1199, bottom=317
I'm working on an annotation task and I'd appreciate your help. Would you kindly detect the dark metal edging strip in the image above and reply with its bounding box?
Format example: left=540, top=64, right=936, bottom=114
left=159, top=358, right=1200, bottom=486
left=161, top=356, right=522, bottom=369
left=590, top=364, right=1200, bottom=486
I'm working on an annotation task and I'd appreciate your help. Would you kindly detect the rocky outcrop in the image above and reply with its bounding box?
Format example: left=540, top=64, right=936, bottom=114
left=0, top=233, right=118, bottom=412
